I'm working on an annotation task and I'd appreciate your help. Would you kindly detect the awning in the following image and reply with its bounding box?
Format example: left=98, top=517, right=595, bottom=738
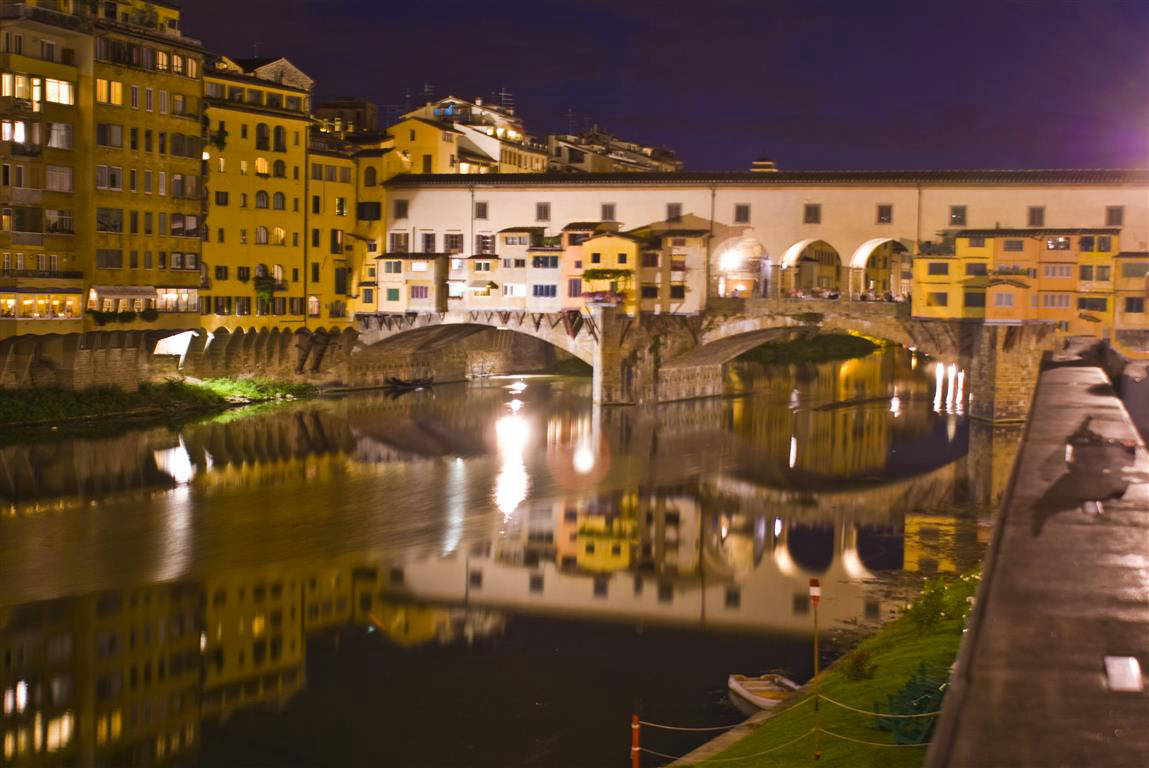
left=468, top=280, right=499, bottom=290
left=89, top=285, right=157, bottom=299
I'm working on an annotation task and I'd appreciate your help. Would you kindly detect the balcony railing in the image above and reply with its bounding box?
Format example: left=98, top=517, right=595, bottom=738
left=0, top=268, right=82, bottom=279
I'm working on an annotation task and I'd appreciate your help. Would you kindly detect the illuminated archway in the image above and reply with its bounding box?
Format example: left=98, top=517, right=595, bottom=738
left=713, top=236, right=767, bottom=298
left=781, top=239, right=843, bottom=294
left=850, top=237, right=910, bottom=296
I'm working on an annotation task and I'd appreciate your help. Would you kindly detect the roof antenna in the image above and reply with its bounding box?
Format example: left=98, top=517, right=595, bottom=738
left=252, top=41, right=261, bottom=57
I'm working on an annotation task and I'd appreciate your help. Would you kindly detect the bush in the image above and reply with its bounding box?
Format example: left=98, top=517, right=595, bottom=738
left=139, top=308, right=160, bottom=322
left=842, top=648, right=878, bottom=680
left=116, top=310, right=136, bottom=323
left=906, top=579, right=947, bottom=634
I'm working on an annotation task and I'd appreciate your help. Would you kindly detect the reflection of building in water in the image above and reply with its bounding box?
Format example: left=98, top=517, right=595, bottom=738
left=903, top=513, right=978, bottom=575
left=0, top=584, right=201, bottom=767
left=201, top=568, right=305, bottom=722
left=365, top=602, right=506, bottom=648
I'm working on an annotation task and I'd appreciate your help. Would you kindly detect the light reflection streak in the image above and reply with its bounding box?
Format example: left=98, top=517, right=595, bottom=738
left=494, top=413, right=530, bottom=520
left=443, top=457, right=465, bottom=554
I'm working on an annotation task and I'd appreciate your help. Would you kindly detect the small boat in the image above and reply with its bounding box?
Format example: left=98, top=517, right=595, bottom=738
left=385, top=376, right=433, bottom=390
left=728, top=673, right=800, bottom=710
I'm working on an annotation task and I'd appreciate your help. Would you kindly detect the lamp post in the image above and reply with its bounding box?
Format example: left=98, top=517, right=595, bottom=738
left=810, top=577, right=822, bottom=760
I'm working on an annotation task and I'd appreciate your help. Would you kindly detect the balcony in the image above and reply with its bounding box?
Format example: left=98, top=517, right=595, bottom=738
left=3, top=231, right=43, bottom=246
left=8, top=186, right=41, bottom=205
left=1, top=269, right=82, bottom=279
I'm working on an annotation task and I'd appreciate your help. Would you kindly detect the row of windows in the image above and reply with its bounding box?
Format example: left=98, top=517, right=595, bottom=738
left=205, top=84, right=305, bottom=114
left=310, top=163, right=352, bottom=184
left=0, top=72, right=74, bottom=105
left=206, top=226, right=292, bottom=247
left=95, top=166, right=199, bottom=198
left=394, top=200, right=1129, bottom=229
left=95, top=79, right=197, bottom=118
left=96, top=124, right=200, bottom=159
left=95, top=209, right=199, bottom=237
left=215, top=190, right=295, bottom=211
left=202, top=295, right=320, bottom=316
left=926, top=261, right=1123, bottom=282
left=94, top=249, right=199, bottom=270
left=94, top=37, right=200, bottom=80
left=929, top=291, right=1142, bottom=314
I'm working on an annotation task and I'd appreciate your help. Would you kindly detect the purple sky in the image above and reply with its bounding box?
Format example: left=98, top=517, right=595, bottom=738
left=185, top=0, right=1149, bottom=171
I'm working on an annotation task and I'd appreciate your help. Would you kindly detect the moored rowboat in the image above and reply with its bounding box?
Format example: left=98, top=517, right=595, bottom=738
left=728, top=673, right=800, bottom=710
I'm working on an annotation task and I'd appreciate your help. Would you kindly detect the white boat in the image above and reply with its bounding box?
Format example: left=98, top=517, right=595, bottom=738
left=728, top=673, right=800, bottom=710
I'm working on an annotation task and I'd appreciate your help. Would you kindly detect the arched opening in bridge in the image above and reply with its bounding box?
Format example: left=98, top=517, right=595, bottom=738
left=781, top=239, right=843, bottom=297
left=355, top=322, right=592, bottom=385
left=850, top=238, right=911, bottom=299
left=713, top=237, right=767, bottom=298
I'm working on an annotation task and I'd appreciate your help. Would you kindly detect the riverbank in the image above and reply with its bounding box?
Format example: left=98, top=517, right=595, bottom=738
left=0, top=378, right=316, bottom=429
left=736, top=333, right=881, bottom=366
left=678, top=574, right=979, bottom=767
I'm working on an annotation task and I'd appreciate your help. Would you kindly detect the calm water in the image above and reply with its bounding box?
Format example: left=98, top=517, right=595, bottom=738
left=0, top=348, right=1009, bottom=767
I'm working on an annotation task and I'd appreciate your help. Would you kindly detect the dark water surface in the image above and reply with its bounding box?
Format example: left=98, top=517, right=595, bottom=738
left=0, top=349, right=1012, bottom=767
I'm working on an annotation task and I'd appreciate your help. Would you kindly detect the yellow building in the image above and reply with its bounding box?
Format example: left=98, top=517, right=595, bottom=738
left=304, top=144, right=360, bottom=326
left=387, top=117, right=459, bottom=175
left=579, top=232, right=644, bottom=314
left=912, top=228, right=1124, bottom=339
left=201, top=56, right=312, bottom=331
left=86, top=0, right=205, bottom=331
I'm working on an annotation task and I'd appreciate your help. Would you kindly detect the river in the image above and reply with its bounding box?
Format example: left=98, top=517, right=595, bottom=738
left=0, top=347, right=1013, bottom=767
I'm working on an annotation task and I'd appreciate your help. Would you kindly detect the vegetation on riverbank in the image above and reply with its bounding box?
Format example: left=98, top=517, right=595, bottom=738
left=688, top=573, right=979, bottom=767
left=0, top=378, right=315, bottom=427
left=736, top=333, right=880, bottom=366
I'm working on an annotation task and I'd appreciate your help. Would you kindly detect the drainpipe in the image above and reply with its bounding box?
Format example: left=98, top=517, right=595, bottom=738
left=707, top=184, right=716, bottom=306
left=303, top=154, right=310, bottom=331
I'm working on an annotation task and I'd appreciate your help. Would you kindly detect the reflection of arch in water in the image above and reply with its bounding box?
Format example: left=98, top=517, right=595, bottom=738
left=855, top=524, right=905, bottom=571
left=786, top=523, right=834, bottom=573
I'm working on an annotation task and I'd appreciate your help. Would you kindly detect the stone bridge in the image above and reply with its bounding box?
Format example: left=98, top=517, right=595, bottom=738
left=349, top=298, right=1051, bottom=422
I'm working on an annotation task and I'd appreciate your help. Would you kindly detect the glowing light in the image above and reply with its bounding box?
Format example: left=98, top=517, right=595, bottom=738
left=890, top=391, right=902, bottom=417
left=508, top=380, right=527, bottom=394
left=508, top=398, right=523, bottom=413
left=946, top=364, right=957, bottom=412
left=789, top=389, right=800, bottom=410
left=572, top=444, right=595, bottom=474
left=788, top=436, right=798, bottom=468
left=933, top=362, right=945, bottom=412
left=15, top=681, right=27, bottom=713
left=153, top=436, right=195, bottom=484
left=443, top=456, right=465, bottom=554
left=774, top=517, right=783, bottom=538
left=719, top=248, right=745, bottom=272
left=494, top=414, right=530, bottom=519
left=947, top=414, right=957, bottom=442
left=956, top=370, right=966, bottom=415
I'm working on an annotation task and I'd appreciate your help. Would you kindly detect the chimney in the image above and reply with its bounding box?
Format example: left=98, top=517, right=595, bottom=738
left=750, top=157, right=778, bottom=173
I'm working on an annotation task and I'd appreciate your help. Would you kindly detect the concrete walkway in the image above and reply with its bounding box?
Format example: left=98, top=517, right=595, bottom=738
left=928, top=365, right=1149, bottom=767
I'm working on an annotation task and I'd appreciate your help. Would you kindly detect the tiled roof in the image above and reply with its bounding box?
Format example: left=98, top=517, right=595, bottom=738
left=561, top=221, right=606, bottom=231
left=385, top=169, right=1149, bottom=187
left=956, top=228, right=1122, bottom=237
left=498, top=226, right=545, bottom=233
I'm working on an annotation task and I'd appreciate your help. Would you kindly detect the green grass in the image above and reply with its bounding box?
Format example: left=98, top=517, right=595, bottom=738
left=0, top=378, right=315, bottom=427
left=196, top=377, right=317, bottom=401
left=689, top=574, right=980, bottom=767
left=736, top=334, right=879, bottom=366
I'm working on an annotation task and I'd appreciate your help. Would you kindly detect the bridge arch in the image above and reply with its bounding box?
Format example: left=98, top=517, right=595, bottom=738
left=850, top=237, right=911, bottom=296
left=780, top=239, right=844, bottom=295
left=713, top=235, right=768, bottom=298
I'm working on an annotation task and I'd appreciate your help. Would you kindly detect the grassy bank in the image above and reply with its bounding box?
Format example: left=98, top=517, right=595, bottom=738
left=687, top=574, right=979, bottom=767
left=736, top=333, right=880, bottom=366
left=0, top=378, right=315, bottom=427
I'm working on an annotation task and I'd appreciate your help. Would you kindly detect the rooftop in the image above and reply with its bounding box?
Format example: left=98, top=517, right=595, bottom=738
left=385, top=168, right=1149, bottom=188
left=956, top=228, right=1123, bottom=237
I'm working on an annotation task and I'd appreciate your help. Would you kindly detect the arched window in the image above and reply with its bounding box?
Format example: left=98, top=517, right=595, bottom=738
left=272, top=227, right=286, bottom=245
left=272, top=192, right=285, bottom=210
left=255, top=226, right=269, bottom=244
left=273, top=125, right=286, bottom=151
left=255, top=190, right=269, bottom=209
left=363, top=166, right=377, bottom=186
left=272, top=159, right=286, bottom=178
left=254, top=157, right=269, bottom=175
left=273, top=264, right=284, bottom=281
left=255, top=123, right=270, bottom=150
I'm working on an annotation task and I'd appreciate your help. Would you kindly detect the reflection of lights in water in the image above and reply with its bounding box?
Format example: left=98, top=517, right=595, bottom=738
left=789, top=389, right=800, bottom=410
left=508, top=380, right=527, bottom=394
left=721, top=524, right=729, bottom=541
left=494, top=414, right=529, bottom=520
left=890, top=388, right=901, bottom=417
left=572, top=444, right=595, bottom=474
left=840, top=547, right=870, bottom=580
left=774, top=517, right=783, bottom=538
left=933, top=362, right=945, bottom=412
left=443, top=457, right=465, bottom=554
left=947, top=414, right=957, bottom=442
left=153, top=436, right=195, bottom=484
left=508, top=398, right=523, bottom=413
left=788, top=435, right=798, bottom=468
left=199, top=632, right=207, bottom=652
left=946, top=364, right=957, bottom=411
left=15, top=680, right=27, bottom=712
left=956, top=370, right=966, bottom=415
left=910, top=349, right=918, bottom=370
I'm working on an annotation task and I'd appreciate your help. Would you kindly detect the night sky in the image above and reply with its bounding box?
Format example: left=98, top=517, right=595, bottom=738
left=185, top=0, right=1149, bottom=172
